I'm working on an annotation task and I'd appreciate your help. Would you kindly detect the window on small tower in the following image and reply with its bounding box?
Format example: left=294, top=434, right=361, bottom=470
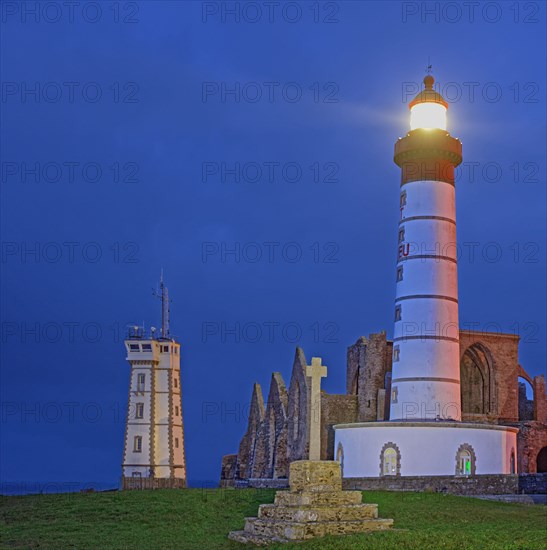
left=393, top=346, right=400, bottom=362
left=175, top=406, right=179, bottom=416
left=137, top=373, right=145, bottom=392
left=395, top=305, right=402, bottom=321
left=134, top=436, right=142, bottom=453
left=135, top=403, right=144, bottom=419
left=174, top=378, right=178, bottom=388
left=175, top=438, right=179, bottom=448
left=400, top=191, right=407, bottom=207
left=396, top=266, right=403, bottom=282
left=398, top=228, right=405, bottom=243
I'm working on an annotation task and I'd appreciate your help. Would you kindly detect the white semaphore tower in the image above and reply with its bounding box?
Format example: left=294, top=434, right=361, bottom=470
left=121, top=275, right=187, bottom=489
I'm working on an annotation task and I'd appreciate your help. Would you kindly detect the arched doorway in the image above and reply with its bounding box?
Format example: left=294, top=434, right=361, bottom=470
left=537, top=447, right=547, bottom=473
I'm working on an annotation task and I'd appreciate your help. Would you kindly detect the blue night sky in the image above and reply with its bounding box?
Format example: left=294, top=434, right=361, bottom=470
left=1, top=1, right=545, bottom=489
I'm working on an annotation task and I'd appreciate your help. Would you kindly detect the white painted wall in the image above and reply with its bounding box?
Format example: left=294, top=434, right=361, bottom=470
left=335, top=423, right=517, bottom=477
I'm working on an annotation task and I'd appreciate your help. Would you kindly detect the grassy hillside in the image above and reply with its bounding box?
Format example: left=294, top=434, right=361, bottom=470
left=1, top=488, right=545, bottom=549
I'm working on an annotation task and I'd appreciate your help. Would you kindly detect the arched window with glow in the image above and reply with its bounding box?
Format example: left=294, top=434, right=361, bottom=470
left=380, top=443, right=400, bottom=476
left=455, top=444, right=476, bottom=476
left=458, top=450, right=471, bottom=475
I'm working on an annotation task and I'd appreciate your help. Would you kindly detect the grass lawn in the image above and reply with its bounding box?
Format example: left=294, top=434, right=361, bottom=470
left=1, top=488, right=545, bottom=549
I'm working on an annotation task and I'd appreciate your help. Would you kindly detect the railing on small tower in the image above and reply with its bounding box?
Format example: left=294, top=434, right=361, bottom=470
left=127, top=325, right=145, bottom=340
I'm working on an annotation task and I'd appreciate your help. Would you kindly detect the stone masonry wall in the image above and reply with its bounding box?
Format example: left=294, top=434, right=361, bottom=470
left=513, top=421, right=547, bottom=474
left=343, top=474, right=519, bottom=495
left=321, top=393, right=359, bottom=461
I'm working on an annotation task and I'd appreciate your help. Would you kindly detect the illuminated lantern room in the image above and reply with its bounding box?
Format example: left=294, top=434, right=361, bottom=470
left=409, top=75, right=448, bottom=131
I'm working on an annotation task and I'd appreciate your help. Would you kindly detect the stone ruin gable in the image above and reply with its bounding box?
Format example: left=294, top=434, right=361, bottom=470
left=251, top=372, right=289, bottom=479
left=287, top=347, right=311, bottom=464
left=459, top=330, right=521, bottom=422
left=235, top=383, right=265, bottom=481
left=347, top=332, right=391, bottom=422
left=321, top=392, right=359, bottom=460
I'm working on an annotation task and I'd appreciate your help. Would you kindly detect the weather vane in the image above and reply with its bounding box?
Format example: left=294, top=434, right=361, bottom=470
left=426, top=57, right=432, bottom=74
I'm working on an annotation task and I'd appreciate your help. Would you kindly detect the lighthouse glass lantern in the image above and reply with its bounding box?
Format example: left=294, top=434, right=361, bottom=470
left=409, top=75, right=447, bottom=130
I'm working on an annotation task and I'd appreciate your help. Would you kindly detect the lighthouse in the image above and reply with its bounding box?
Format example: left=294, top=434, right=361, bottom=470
left=391, top=74, right=462, bottom=421
left=333, top=73, right=518, bottom=478
left=121, top=276, right=187, bottom=489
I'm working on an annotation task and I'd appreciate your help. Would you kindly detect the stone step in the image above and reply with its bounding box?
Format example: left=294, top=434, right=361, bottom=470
left=258, top=503, right=378, bottom=522
left=228, top=530, right=288, bottom=546
left=244, top=517, right=394, bottom=540
left=274, top=490, right=363, bottom=507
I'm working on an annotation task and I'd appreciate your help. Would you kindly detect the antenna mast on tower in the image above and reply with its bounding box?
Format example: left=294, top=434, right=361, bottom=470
left=153, top=270, right=171, bottom=339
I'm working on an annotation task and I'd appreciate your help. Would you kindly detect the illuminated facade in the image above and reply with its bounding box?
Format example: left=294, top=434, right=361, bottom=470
left=121, top=277, right=187, bottom=489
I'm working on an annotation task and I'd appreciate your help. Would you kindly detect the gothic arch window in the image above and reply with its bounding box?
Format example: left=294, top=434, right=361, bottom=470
left=336, top=442, right=344, bottom=476
left=455, top=443, right=476, bottom=476
left=460, top=343, right=494, bottom=416
left=379, top=442, right=401, bottom=476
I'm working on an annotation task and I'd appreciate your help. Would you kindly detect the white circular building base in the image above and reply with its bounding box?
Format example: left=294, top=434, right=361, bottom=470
left=334, top=422, right=518, bottom=477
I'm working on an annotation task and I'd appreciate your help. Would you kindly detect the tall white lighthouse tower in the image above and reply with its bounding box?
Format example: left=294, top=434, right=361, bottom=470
left=391, top=74, right=462, bottom=421
left=334, top=73, right=518, bottom=478
left=121, top=276, right=187, bottom=489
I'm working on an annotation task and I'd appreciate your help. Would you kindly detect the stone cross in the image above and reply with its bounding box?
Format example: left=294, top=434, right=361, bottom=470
left=306, top=357, right=328, bottom=461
